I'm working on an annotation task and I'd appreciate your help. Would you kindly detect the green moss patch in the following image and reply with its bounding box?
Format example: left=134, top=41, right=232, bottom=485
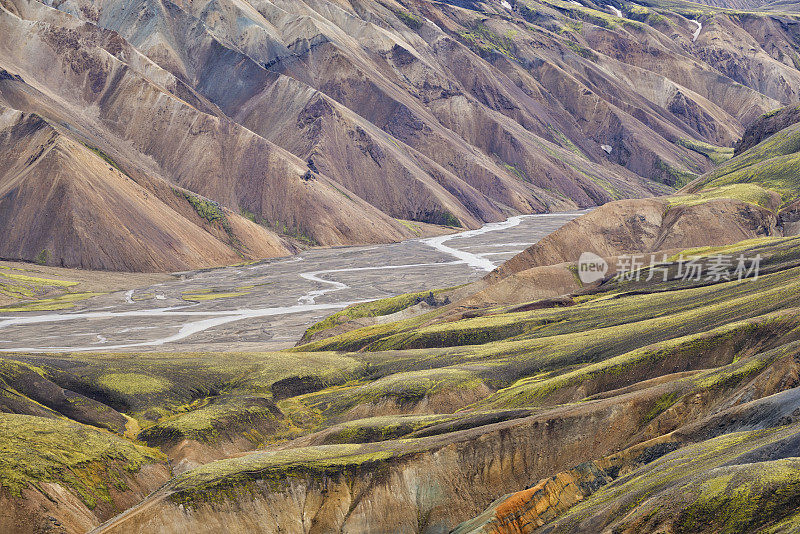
left=0, top=292, right=105, bottom=312
left=677, top=138, right=734, bottom=165
left=684, top=123, right=800, bottom=207
left=138, top=395, right=284, bottom=445
left=97, top=373, right=171, bottom=395
left=320, top=414, right=457, bottom=444
left=169, top=442, right=409, bottom=505
left=0, top=414, right=163, bottom=507
left=668, top=183, right=779, bottom=210
left=81, top=142, right=128, bottom=176
left=458, top=22, right=518, bottom=60
left=181, top=290, right=251, bottom=301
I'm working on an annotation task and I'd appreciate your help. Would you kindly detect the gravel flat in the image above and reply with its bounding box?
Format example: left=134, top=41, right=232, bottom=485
left=0, top=213, right=581, bottom=352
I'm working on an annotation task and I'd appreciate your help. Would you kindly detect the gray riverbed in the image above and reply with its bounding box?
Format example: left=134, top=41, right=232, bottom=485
left=0, top=213, right=581, bottom=352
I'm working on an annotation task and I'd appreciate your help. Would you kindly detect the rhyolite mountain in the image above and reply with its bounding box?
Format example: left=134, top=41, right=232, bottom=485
left=1, top=0, right=799, bottom=270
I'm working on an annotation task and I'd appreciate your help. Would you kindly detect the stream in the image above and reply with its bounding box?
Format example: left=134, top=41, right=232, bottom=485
left=0, top=213, right=582, bottom=352
left=691, top=20, right=702, bottom=42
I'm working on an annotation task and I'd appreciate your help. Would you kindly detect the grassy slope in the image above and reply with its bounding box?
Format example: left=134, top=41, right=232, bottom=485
left=681, top=121, right=800, bottom=208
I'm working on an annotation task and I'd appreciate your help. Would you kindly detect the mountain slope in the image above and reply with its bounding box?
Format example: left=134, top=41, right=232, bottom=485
left=2, top=0, right=800, bottom=270
left=0, top=106, right=296, bottom=271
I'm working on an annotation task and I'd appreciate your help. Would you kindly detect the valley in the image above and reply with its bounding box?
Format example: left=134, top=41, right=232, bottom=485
left=0, top=212, right=581, bottom=352
left=1, top=0, right=800, bottom=532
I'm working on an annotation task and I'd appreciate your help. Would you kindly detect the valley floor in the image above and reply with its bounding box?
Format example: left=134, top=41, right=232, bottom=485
left=0, top=213, right=581, bottom=352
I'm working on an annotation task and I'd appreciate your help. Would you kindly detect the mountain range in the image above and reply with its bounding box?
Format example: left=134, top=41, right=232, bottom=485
left=2, top=0, right=799, bottom=270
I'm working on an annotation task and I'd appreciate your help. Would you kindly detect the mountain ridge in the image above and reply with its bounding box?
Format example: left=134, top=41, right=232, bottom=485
left=4, top=0, right=799, bottom=270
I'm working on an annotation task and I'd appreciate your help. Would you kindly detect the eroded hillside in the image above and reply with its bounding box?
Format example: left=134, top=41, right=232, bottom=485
left=1, top=0, right=799, bottom=269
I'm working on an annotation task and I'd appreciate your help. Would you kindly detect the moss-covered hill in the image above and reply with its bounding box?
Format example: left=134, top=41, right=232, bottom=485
left=0, top=227, right=788, bottom=533
left=0, top=414, right=169, bottom=533
left=73, top=233, right=800, bottom=533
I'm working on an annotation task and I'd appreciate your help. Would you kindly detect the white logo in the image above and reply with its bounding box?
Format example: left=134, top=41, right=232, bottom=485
left=578, top=252, right=608, bottom=284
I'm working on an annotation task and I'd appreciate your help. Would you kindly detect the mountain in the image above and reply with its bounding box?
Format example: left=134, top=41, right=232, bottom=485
left=2, top=0, right=800, bottom=270
left=0, top=106, right=297, bottom=271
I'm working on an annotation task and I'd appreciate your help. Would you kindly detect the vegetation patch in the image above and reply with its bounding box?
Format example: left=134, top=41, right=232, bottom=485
left=641, top=391, right=681, bottom=425
left=0, top=270, right=78, bottom=288
left=668, top=236, right=789, bottom=261
left=81, top=142, right=128, bottom=176
left=675, top=458, right=800, bottom=533
left=321, top=414, right=456, bottom=445
left=0, top=267, right=80, bottom=303
left=656, top=158, right=699, bottom=187
left=502, top=161, right=529, bottom=182
left=458, top=22, right=518, bottom=60
left=242, top=208, right=319, bottom=246
left=565, top=40, right=598, bottom=60
left=0, top=414, right=163, bottom=507
left=169, top=443, right=407, bottom=505
left=181, top=290, right=251, bottom=301
left=34, top=250, right=50, bottom=266
left=175, top=190, right=229, bottom=229
left=138, top=395, right=284, bottom=445
left=479, top=314, right=785, bottom=409
left=97, top=373, right=171, bottom=395
left=549, top=425, right=800, bottom=532
left=627, top=4, right=670, bottom=25
left=0, top=292, right=104, bottom=312
left=548, top=125, right=586, bottom=157
left=393, top=9, right=422, bottom=29
left=677, top=138, right=734, bottom=165
left=396, top=219, right=423, bottom=236
left=686, top=123, right=800, bottom=207
left=668, top=183, right=778, bottom=211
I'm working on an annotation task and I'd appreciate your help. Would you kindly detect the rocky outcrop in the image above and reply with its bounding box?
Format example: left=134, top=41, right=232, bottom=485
left=452, top=462, right=613, bottom=534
